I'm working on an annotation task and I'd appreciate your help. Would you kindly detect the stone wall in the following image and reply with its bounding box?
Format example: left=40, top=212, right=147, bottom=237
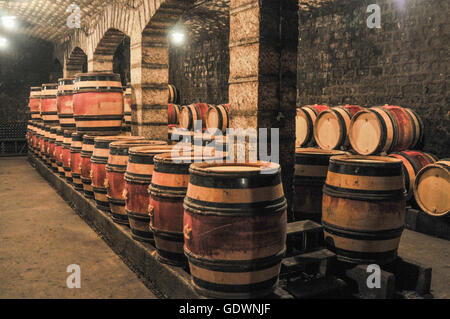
left=297, top=0, right=449, bottom=158
left=0, top=36, right=61, bottom=122
left=168, top=32, right=229, bottom=105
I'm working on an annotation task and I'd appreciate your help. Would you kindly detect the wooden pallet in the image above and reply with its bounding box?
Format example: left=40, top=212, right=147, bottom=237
left=281, top=220, right=434, bottom=299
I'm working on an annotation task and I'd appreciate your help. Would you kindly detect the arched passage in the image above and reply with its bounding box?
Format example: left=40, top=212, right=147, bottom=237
left=65, top=47, right=87, bottom=78
left=131, top=0, right=192, bottom=138
left=90, top=28, right=129, bottom=73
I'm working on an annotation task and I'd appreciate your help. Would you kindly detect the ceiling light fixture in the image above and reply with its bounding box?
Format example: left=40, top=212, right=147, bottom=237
left=1, top=16, right=17, bottom=30
left=0, top=37, right=8, bottom=48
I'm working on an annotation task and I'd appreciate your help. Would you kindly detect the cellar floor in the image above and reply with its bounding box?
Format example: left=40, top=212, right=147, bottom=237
left=0, top=157, right=448, bottom=299
left=0, top=157, right=159, bottom=299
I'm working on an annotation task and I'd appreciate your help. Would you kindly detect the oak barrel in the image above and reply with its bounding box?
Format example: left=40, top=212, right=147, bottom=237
left=57, top=78, right=76, bottom=130
left=322, top=155, right=406, bottom=264
left=168, top=84, right=179, bottom=104
left=124, top=145, right=176, bottom=242
left=183, top=162, right=287, bottom=298
left=206, top=104, right=230, bottom=134
left=106, top=140, right=167, bottom=224
left=294, top=148, right=347, bottom=222
left=122, top=84, right=132, bottom=133
left=149, top=152, right=225, bottom=267
left=314, top=105, right=363, bottom=150
left=62, top=130, right=75, bottom=182
left=40, top=83, right=59, bottom=126
left=29, top=87, right=42, bottom=120
left=168, top=104, right=181, bottom=125
left=389, top=150, right=438, bottom=202
left=55, top=128, right=65, bottom=176
left=413, top=160, right=450, bottom=217
left=73, top=73, right=124, bottom=134
left=48, top=127, right=58, bottom=172
left=91, top=135, right=144, bottom=211
left=81, top=135, right=97, bottom=198
left=349, top=105, right=424, bottom=155
left=296, top=105, right=329, bottom=148
left=70, top=132, right=85, bottom=191
left=43, top=125, right=51, bottom=166
left=180, top=103, right=209, bottom=131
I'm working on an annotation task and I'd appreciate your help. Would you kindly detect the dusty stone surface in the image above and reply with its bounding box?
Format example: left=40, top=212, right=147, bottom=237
left=0, top=157, right=159, bottom=299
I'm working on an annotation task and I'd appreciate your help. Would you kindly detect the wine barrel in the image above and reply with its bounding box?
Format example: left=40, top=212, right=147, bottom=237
left=39, top=124, right=46, bottom=159
left=91, top=135, right=144, bottom=211
left=206, top=104, right=230, bottom=134
left=48, top=127, right=58, bottom=172
left=183, top=162, right=287, bottom=298
left=314, top=105, right=363, bottom=150
left=40, top=83, right=59, bottom=126
left=180, top=103, right=209, bottom=131
left=81, top=135, right=97, bottom=198
left=296, top=105, right=329, bottom=147
left=168, top=104, right=181, bottom=125
left=149, top=152, right=226, bottom=267
left=294, top=148, right=347, bottom=222
left=29, top=87, right=42, bottom=120
left=123, top=84, right=132, bottom=133
left=349, top=105, right=424, bottom=155
left=106, top=140, right=167, bottom=224
left=414, top=160, right=450, bottom=217
left=43, top=125, right=51, bottom=166
left=56, top=78, right=76, bottom=130
left=73, top=73, right=124, bottom=134
left=168, top=84, right=179, bottom=104
left=70, top=132, right=85, bottom=191
left=389, top=150, right=438, bottom=201
left=124, top=145, right=176, bottom=242
left=62, top=130, right=76, bottom=183
left=322, top=155, right=406, bottom=264
left=55, top=128, right=64, bottom=176
left=168, top=125, right=182, bottom=145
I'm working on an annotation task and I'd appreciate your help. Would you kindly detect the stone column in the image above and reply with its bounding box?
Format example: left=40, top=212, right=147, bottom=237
left=229, top=0, right=297, bottom=220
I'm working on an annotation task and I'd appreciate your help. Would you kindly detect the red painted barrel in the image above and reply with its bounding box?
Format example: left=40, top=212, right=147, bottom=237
left=48, top=127, right=58, bottom=172
left=81, top=135, right=97, bottom=198
left=29, top=87, right=42, bottom=120
left=124, top=145, right=176, bottom=243
left=40, top=83, right=59, bottom=126
left=57, top=78, right=76, bottom=130
left=389, top=150, right=438, bottom=202
left=168, top=104, right=181, bottom=125
left=55, top=128, right=64, bottom=176
left=105, top=140, right=167, bottom=224
left=183, top=162, right=287, bottom=298
left=149, top=152, right=225, bottom=267
left=70, top=132, right=85, bottom=191
left=180, top=103, right=210, bottom=131
left=43, top=125, right=51, bottom=166
left=62, top=130, right=76, bottom=183
left=73, top=73, right=124, bottom=135
left=91, top=135, right=145, bottom=211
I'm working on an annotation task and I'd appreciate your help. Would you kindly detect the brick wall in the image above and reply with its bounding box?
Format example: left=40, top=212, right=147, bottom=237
left=169, top=34, right=229, bottom=105
left=297, top=0, right=449, bottom=158
left=0, top=36, right=61, bottom=122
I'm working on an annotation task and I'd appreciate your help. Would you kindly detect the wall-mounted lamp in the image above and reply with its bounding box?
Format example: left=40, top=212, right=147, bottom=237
left=0, top=36, right=8, bottom=48
left=1, top=16, right=17, bottom=30
left=169, top=25, right=186, bottom=46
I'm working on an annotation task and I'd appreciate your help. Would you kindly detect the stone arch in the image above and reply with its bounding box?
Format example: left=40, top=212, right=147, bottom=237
left=131, top=0, right=193, bottom=138
left=65, top=47, right=87, bottom=78
left=90, top=28, right=129, bottom=72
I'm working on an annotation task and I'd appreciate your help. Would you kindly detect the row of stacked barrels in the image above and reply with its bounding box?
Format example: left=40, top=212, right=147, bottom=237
left=26, top=120, right=286, bottom=299
left=168, top=103, right=230, bottom=134
left=295, top=104, right=449, bottom=218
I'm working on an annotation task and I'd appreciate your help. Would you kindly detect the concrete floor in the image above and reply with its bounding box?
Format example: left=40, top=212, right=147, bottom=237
left=0, top=157, right=448, bottom=299
left=0, top=157, right=158, bottom=299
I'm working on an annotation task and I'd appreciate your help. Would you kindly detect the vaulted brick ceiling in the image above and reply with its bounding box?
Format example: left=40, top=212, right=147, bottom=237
left=0, top=0, right=231, bottom=43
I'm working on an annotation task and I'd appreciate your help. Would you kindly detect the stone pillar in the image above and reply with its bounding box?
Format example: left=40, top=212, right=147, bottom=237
left=229, top=0, right=297, bottom=220
left=88, top=54, right=114, bottom=72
